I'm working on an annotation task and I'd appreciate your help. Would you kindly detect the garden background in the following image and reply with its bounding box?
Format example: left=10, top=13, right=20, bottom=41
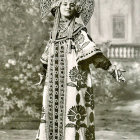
left=0, top=0, right=140, bottom=139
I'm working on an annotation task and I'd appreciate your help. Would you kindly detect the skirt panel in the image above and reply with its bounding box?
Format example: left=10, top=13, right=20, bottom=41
left=36, top=42, right=95, bottom=140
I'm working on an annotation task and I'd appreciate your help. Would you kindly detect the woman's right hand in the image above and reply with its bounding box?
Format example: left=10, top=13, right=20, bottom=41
left=35, top=73, right=45, bottom=86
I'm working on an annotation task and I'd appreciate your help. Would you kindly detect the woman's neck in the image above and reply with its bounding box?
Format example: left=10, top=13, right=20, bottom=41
left=60, top=15, right=74, bottom=22
left=60, top=18, right=70, bottom=23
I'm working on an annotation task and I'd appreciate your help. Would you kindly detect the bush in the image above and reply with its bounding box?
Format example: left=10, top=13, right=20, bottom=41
left=91, top=61, right=140, bottom=104
left=0, top=0, right=53, bottom=125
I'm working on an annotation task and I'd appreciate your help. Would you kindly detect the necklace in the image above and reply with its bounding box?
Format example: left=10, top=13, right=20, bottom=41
left=58, top=19, right=72, bottom=33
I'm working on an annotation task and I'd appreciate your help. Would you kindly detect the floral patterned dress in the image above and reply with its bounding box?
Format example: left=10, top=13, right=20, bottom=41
left=35, top=23, right=111, bottom=140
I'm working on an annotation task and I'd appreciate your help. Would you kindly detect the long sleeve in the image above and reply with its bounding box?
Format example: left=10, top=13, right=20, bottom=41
left=40, top=64, right=47, bottom=76
left=75, top=29, right=111, bottom=70
left=78, top=53, right=111, bottom=71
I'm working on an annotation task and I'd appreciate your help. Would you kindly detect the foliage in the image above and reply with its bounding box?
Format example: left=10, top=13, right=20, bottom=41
left=0, top=0, right=53, bottom=125
left=91, top=61, right=140, bottom=104
left=0, top=55, right=43, bottom=125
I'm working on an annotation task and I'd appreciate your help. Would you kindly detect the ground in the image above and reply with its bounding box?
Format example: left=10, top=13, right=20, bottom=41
left=0, top=99, right=140, bottom=140
left=0, top=89, right=140, bottom=140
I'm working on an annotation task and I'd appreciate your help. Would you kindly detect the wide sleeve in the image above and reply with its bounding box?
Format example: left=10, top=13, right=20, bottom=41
left=75, top=29, right=111, bottom=70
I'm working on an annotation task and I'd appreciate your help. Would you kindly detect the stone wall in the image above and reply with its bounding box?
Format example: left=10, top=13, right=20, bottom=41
left=89, top=0, right=140, bottom=44
left=132, top=0, right=140, bottom=43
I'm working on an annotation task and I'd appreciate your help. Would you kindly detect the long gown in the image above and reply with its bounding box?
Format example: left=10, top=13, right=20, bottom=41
left=35, top=22, right=111, bottom=140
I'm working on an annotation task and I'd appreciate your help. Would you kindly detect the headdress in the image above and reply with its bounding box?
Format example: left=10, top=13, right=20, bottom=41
left=40, top=0, right=95, bottom=25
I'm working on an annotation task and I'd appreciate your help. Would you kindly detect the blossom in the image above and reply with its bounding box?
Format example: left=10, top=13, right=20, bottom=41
left=13, top=76, right=19, bottom=81
left=8, top=59, right=16, bottom=65
left=27, top=64, right=33, bottom=69
left=18, top=51, right=25, bottom=56
left=5, top=88, right=13, bottom=96
left=67, top=105, right=86, bottom=122
left=26, top=106, right=33, bottom=115
left=17, top=100, right=25, bottom=108
left=5, top=63, right=10, bottom=68
left=69, top=66, right=87, bottom=82
left=1, top=87, right=4, bottom=91
left=69, top=67, right=79, bottom=82
left=19, top=74, right=24, bottom=79
left=20, top=80, right=24, bottom=84
left=24, top=76, right=28, bottom=81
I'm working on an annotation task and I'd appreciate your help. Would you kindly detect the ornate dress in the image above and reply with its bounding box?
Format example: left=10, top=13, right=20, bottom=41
left=35, top=22, right=111, bottom=140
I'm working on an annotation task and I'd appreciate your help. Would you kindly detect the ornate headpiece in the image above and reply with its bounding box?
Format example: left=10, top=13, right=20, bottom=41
left=40, top=0, right=95, bottom=25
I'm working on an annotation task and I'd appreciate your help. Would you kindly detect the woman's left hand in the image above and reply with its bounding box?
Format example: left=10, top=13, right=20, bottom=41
left=108, top=65, right=126, bottom=82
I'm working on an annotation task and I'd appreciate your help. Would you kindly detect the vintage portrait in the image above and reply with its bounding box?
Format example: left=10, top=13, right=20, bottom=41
left=0, top=0, right=139, bottom=140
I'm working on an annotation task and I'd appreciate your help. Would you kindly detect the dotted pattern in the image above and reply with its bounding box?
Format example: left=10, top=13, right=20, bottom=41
left=47, top=41, right=67, bottom=140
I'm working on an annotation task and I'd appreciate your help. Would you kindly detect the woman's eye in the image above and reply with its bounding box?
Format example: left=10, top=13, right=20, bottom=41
left=70, top=4, right=75, bottom=7
left=63, top=3, right=67, bottom=6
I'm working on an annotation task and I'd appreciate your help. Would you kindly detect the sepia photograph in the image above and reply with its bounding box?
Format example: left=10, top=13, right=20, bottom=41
left=0, top=0, right=140, bottom=140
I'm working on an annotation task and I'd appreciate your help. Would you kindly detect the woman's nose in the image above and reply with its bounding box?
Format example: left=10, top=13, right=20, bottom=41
left=66, top=4, right=71, bottom=9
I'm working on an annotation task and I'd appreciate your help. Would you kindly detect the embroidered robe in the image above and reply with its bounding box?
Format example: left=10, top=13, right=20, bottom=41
left=35, top=23, right=111, bottom=140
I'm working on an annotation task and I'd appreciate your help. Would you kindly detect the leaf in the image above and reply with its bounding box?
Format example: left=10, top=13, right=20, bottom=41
left=80, top=123, right=87, bottom=128
left=65, top=123, right=75, bottom=128
left=85, top=103, right=91, bottom=107
left=75, top=120, right=81, bottom=131
left=75, top=132, right=79, bottom=140
left=17, top=100, right=25, bottom=109
left=89, top=112, right=94, bottom=123
left=67, top=82, right=77, bottom=87
left=76, top=94, right=80, bottom=104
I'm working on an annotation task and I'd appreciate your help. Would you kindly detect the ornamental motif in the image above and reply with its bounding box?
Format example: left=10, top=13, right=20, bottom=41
left=67, top=105, right=86, bottom=122
left=85, top=87, right=94, bottom=110
left=75, top=33, right=85, bottom=51
left=85, top=125, right=95, bottom=140
left=67, top=66, right=95, bottom=140
left=77, top=33, right=85, bottom=44
left=45, top=41, right=67, bottom=140
left=69, top=66, right=87, bottom=84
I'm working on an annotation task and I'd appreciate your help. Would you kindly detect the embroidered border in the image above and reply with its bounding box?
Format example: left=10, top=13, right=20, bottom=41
left=46, top=41, right=67, bottom=140
left=48, top=54, right=54, bottom=140
left=58, top=41, right=67, bottom=140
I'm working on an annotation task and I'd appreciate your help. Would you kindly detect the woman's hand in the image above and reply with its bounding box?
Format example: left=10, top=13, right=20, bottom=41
left=108, top=65, right=126, bottom=82
left=35, top=73, right=45, bottom=86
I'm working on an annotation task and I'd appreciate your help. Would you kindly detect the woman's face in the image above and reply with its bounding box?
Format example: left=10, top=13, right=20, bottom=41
left=60, top=0, right=76, bottom=19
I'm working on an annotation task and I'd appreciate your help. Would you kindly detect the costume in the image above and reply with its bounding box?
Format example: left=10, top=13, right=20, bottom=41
left=35, top=0, right=125, bottom=140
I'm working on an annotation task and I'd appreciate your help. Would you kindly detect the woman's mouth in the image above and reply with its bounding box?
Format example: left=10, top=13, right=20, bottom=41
left=65, top=10, right=71, bottom=12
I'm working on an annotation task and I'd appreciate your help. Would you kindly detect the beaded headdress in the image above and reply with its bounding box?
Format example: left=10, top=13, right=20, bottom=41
left=40, top=0, right=95, bottom=25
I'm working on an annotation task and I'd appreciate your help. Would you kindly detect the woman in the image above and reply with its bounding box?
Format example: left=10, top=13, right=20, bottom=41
left=35, top=0, right=125, bottom=140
